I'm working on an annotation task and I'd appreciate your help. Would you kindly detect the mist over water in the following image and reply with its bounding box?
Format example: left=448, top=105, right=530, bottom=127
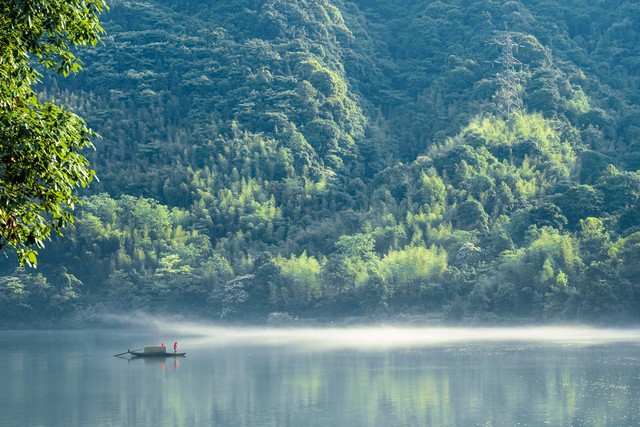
left=109, top=313, right=640, bottom=349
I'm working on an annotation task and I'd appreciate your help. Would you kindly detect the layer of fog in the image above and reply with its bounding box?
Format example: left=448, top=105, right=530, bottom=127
left=105, top=313, right=640, bottom=349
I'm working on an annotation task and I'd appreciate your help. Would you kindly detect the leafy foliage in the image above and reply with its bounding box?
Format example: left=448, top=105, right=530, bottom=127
left=0, top=0, right=107, bottom=265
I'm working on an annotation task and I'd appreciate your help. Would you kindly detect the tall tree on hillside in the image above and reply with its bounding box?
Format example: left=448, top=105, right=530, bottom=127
left=0, top=0, right=107, bottom=266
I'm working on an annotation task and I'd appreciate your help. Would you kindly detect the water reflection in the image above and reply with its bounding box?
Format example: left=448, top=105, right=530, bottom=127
left=184, top=343, right=640, bottom=427
left=127, top=356, right=180, bottom=372
left=3, top=329, right=640, bottom=427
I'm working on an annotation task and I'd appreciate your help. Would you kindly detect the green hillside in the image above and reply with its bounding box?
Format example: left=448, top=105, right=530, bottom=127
left=2, top=0, right=640, bottom=326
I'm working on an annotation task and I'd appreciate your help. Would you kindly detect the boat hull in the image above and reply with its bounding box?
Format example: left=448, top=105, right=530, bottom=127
left=130, top=351, right=186, bottom=357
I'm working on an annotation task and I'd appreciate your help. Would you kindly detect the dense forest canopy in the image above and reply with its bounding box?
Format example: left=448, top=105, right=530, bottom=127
left=2, top=0, right=640, bottom=326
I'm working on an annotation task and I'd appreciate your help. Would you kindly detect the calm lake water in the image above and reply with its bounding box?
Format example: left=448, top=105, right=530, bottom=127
left=3, top=326, right=640, bottom=427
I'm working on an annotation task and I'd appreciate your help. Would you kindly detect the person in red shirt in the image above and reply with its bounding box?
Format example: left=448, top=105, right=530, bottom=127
left=173, top=342, right=178, bottom=353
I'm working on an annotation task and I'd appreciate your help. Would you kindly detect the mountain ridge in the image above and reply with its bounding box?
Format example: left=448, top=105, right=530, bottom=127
left=2, top=0, right=640, bottom=326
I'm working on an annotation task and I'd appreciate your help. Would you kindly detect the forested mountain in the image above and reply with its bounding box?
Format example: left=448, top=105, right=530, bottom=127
left=3, top=0, right=640, bottom=326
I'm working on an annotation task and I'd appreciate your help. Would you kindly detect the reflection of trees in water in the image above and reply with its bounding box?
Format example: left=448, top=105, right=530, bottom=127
left=7, top=330, right=640, bottom=426
left=192, top=346, right=637, bottom=426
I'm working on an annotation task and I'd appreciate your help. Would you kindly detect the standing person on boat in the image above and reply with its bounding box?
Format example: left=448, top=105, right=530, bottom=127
left=173, top=342, right=178, bottom=353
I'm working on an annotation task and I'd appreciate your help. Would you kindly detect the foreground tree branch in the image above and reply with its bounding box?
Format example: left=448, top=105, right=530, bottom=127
left=0, top=0, right=107, bottom=266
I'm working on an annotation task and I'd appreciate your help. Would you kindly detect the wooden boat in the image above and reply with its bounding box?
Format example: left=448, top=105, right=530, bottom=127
left=130, top=350, right=186, bottom=357
left=128, top=345, right=186, bottom=357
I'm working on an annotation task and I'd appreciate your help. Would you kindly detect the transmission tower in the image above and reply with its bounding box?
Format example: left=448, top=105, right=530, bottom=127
left=493, top=30, right=524, bottom=118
